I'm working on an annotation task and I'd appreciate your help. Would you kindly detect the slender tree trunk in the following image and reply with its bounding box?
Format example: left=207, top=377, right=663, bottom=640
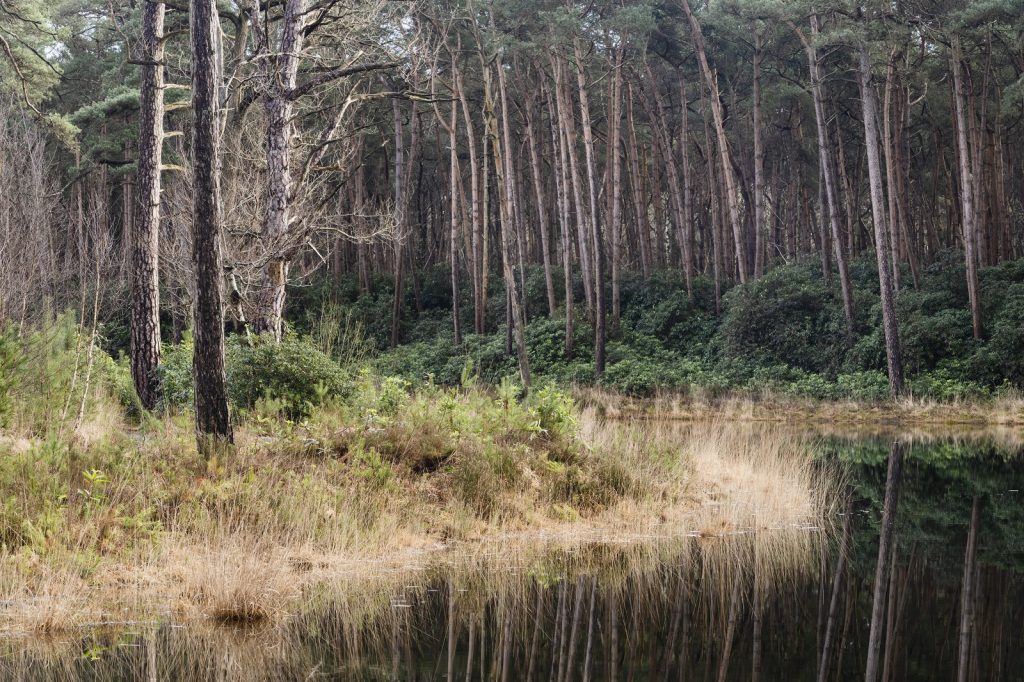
left=864, top=441, right=904, bottom=682
left=455, top=62, right=486, bottom=335
left=957, top=496, right=981, bottom=682
left=390, top=99, right=405, bottom=348
left=573, top=39, right=606, bottom=378
left=190, top=0, right=233, bottom=456
left=679, top=0, right=747, bottom=283
left=818, top=496, right=854, bottom=682
left=524, top=89, right=557, bottom=318
left=486, top=60, right=531, bottom=388
left=950, top=38, right=984, bottom=339
left=752, top=27, right=766, bottom=278
left=130, top=0, right=165, bottom=410
left=625, top=85, right=651, bottom=279
left=858, top=44, right=905, bottom=397
left=609, top=47, right=624, bottom=332
left=794, top=15, right=856, bottom=335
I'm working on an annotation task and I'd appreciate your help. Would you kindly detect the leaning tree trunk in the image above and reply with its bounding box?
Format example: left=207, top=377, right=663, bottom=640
left=130, top=0, right=165, bottom=410
left=679, top=0, right=748, bottom=284
left=858, top=43, right=905, bottom=398
left=252, top=0, right=305, bottom=341
left=189, top=0, right=233, bottom=456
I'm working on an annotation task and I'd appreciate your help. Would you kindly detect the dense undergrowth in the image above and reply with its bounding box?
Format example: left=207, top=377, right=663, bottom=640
left=258, top=252, right=1024, bottom=402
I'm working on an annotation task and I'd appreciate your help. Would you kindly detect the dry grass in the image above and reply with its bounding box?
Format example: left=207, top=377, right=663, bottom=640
left=0, top=395, right=841, bottom=637
left=577, top=385, right=1024, bottom=427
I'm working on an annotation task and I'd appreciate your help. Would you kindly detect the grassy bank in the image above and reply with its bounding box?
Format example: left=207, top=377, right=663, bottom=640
left=0, top=341, right=835, bottom=633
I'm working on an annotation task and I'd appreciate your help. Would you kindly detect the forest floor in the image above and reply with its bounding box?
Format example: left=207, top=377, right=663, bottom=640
left=0, top=385, right=836, bottom=635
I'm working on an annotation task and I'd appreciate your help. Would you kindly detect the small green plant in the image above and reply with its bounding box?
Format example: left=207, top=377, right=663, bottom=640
left=78, top=469, right=110, bottom=512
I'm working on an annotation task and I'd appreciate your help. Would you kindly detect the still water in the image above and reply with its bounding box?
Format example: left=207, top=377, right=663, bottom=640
left=3, top=428, right=1022, bottom=680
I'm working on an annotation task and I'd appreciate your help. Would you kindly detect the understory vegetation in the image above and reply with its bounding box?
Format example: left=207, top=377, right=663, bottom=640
left=268, top=253, right=1024, bottom=403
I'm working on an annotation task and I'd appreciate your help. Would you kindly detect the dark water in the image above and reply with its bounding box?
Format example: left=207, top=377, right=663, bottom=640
left=3, top=433, right=1022, bottom=681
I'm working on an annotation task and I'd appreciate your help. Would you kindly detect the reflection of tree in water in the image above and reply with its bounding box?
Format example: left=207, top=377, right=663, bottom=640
left=5, top=436, right=1022, bottom=681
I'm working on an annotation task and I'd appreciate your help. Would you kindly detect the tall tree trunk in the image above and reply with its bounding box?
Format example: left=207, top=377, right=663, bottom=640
left=455, top=61, right=486, bottom=335
left=752, top=27, right=766, bottom=278
left=390, top=99, right=405, bottom=348
left=817, top=495, right=854, bottom=682
left=957, top=496, right=981, bottom=682
left=608, top=47, right=624, bottom=332
left=950, top=38, right=984, bottom=339
left=572, top=39, right=607, bottom=378
left=131, top=0, right=165, bottom=410
left=523, top=80, right=557, bottom=317
left=486, top=60, right=531, bottom=388
left=793, top=15, right=856, bottom=334
left=625, top=84, right=651, bottom=278
left=679, top=0, right=748, bottom=284
left=864, top=441, right=904, bottom=682
left=190, top=0, right=233, bottom=456
left=252, top=0, right=305, bottom=341
left=551, top=55, right=594, bottom=312
left=858, top=43, right=905, bottom=397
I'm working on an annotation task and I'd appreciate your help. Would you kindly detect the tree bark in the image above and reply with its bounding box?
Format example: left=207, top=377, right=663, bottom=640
left=572, top=39, right=606, bottom=378
left=679, top=0, right=748, bottom=284
left=485, top=59, right=531, bottom=388
left=950, top=38, right=984, bottom=339
left=131, top=0, right=165, bottom=411
left=858, top=43, right=905, bottom=397
left=957, top=496, right=981, bottom=682
left=752, top=27, right=766, bottom=278
left=190, top=0, right=233, bottom=456
left=864, top=441, right=904, bottom=682
left=252, top=0, right=305, bottom=341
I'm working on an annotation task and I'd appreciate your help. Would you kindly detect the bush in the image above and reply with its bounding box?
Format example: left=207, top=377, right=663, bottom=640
left=160, top=334, right=352, bottom=419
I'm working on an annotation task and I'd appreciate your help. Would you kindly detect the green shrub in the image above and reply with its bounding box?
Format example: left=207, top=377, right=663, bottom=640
left=159, top=334, right=352, bottom=419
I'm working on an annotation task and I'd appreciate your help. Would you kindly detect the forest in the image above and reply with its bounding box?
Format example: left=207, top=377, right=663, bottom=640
left=0, top=0, right=1022, bottom=679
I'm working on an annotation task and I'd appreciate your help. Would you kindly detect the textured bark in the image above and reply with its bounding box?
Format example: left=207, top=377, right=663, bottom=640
left=858, top=44, right=905, bottom=398
left=130, top=0, right=165, bottom=410
left=951, top=38, right=984, bottom=339
left=252, top=0, right=305, bottom=341
left=190, top=0, right=233, bottom=455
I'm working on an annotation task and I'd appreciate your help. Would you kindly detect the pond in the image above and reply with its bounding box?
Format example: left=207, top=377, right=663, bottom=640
left=3, top=425, right=1022, bottom=680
